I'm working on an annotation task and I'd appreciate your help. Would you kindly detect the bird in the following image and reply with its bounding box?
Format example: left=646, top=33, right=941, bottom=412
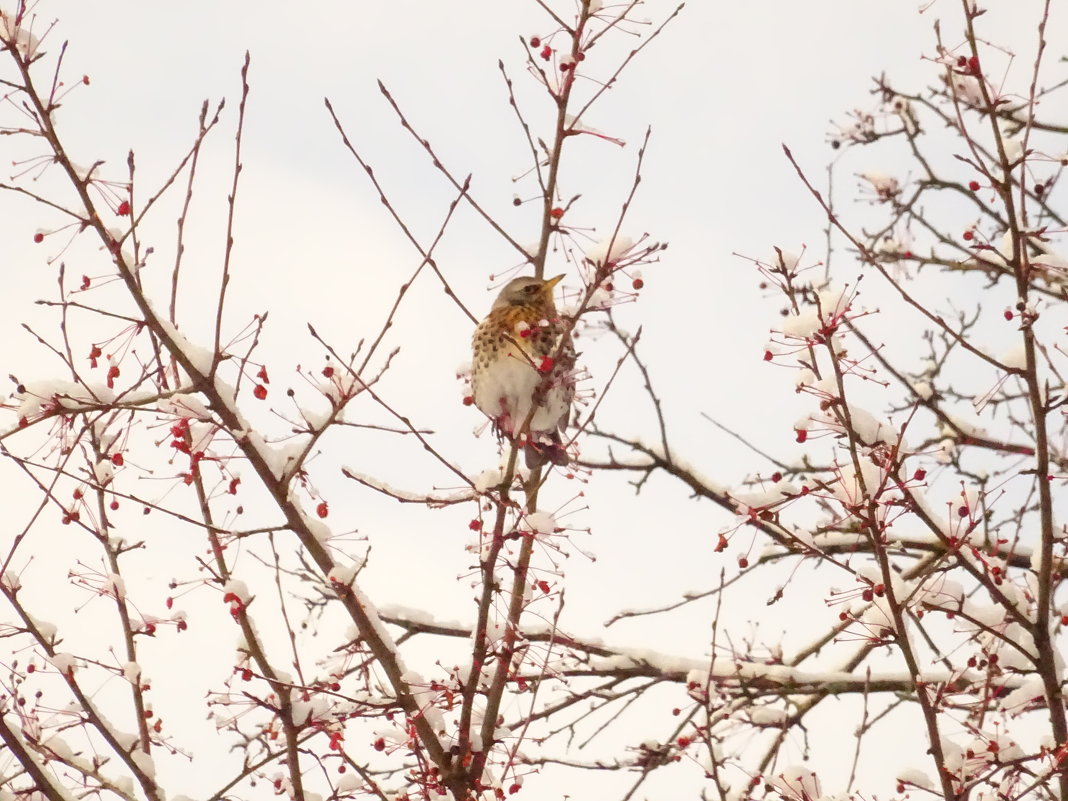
left=471, top=274, right=575, bottom=468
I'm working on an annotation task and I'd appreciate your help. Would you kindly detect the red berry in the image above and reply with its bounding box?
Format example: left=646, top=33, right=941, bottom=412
left=770, top=472, right=782, bottom=482
left=322, top=365, right=334, bottom=378
left=763, top=350, right=773, bottom=361
left=116, top=200, right=131, bottom=216
left=795, top=429, right=808, bottom=443
left=110, top=500, right=119, bottom=510
left=737, top=557, right=749, bottom=568
left=316, top=501, right=329, bottom=519
left=81, top=275, right=91, bottom=290
left=111, top=452, right=124, bottom=466
left=963, top=230, right=974, bottom=241
left=33, top=232, right=44, bottom=243
left=462, top=395, right=474, bottom=406
left=374, top=737, right=386, bottom=751
left=256, top=365, right=269, bottom=383
left=632, top=277, right=644, bottom=290
left=529, top=36, right=541, bottom=48
left=550, top=207, right=564, bottom=219
left=913, top=468, right=926, bottom=481
left=540, top=45, right=552, bottom=60
left=82, top=75, right=90, bottom=85
left=253, top=384, right=268, bottom=400
left=968, top=180, right=980, bottom=192
left=1003, top=309, right=1013, bottom=321
left=538, top=356, right=554, bottom=373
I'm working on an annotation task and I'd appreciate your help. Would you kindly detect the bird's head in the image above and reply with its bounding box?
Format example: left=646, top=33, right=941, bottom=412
left=491, top=274, right=565, bottom=311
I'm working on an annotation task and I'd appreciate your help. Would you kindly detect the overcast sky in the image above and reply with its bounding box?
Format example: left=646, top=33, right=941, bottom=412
left=1, top=1, right=1063, bottom=798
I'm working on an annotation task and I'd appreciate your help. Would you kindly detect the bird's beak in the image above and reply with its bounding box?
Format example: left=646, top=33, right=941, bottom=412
left=543, top=274, right=565, bottom=294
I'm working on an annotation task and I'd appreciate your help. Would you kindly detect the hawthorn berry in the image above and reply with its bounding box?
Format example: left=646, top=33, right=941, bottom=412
left=529, top=36, right=541, bottom=48
left=33, top=232, right=44, bottom=243
left=316, top=501, right=329, bottom=519
left=963, top=230, right=974, bottom=241
left=632, top=277, right=644, bottom=290
left=968, top=180, right=980, bottom=191
left=550, top=207, right=564, bottom=219
left=253, top=384, right=268, bottom=400
left=116, top=200, right=131, bottom=216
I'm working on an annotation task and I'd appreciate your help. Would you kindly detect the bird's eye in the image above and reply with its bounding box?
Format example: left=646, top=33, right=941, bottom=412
left=525, top=285, right=538, bottom=294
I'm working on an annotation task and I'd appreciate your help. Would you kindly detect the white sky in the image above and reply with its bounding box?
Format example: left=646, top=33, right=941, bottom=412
left=1, top=1, right=1063, bottom=799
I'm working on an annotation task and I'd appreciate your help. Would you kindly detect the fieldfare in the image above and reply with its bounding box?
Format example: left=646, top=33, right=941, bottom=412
left=471, top=274, right=575, bottom=467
